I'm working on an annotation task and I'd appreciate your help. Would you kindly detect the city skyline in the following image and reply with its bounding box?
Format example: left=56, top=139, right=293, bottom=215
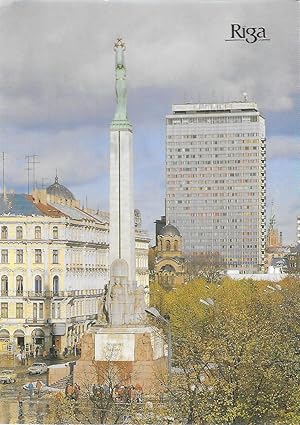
left=0, top=0, right=298, bottom=244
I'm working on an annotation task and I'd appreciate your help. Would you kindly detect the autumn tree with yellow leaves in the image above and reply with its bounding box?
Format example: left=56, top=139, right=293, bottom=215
left=150, top=276, right=300, bottom=424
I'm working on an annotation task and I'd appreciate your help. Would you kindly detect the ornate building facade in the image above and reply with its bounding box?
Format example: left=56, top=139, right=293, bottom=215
left=0, top=178, right=149, bottom=354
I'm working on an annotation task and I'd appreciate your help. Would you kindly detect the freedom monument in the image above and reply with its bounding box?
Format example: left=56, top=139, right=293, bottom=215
left=73, top=39, right=167, bottom=392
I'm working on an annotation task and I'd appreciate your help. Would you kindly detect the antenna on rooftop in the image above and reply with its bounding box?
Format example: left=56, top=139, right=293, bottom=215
left=25, top=154, right=39, bottom=193
left=25, top=155, right=32, bottom=195
left=31, top=155, right=39, bottom=190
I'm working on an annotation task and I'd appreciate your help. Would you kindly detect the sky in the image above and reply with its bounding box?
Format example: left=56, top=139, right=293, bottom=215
left=0, top=0, right=298, bottom=244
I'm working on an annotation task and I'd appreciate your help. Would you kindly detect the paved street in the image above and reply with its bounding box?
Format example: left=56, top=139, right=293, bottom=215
left=0, top=355, right=71, bottom=424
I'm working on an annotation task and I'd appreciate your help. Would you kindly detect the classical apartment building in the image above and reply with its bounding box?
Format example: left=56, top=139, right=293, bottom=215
left=0, top=178, right=149, bottom=353
left=166, top=100, right=266, bottom=272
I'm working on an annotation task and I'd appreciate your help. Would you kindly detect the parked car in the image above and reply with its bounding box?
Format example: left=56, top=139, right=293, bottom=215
left=27, top=362, right=48, bottom=375
left=0, top=369, right=17, bottom=383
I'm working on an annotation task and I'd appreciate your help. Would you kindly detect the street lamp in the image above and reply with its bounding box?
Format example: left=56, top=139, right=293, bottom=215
left=145, top=307, right=172, bottom=377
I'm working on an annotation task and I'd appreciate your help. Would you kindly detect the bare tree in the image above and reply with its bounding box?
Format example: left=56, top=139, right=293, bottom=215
left=184, top=251, right=225, bottom=284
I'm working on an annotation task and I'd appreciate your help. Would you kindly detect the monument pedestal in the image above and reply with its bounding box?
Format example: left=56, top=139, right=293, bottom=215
left=74, top=325, right=167, bottom=393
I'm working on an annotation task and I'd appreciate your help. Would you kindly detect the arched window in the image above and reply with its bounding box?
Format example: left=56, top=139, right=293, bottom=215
left=16, top=226, right=23, bottom=240
left=34, top=276, right=42, bottom=294
left=53, top=276, right=59, bottom=295
left=174, top=240, right=178, bottom=251
left=1, top=226, right=8, bottom=240
left=166, top=240, right=171, bottom=251
left=35, top=226, right=41, bottom=240
left=1, top=276, right=8, bottom=296
left=16, top=276, right=23, bottom=295
left=53, top=226, right=58, bottom=239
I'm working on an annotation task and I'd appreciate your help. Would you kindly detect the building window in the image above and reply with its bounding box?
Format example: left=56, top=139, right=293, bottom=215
left=53, top=226, right=58, bottom=239
left=1, top=302, right=8, bottom=318
left=1, top=226, right=8, bottom=240
left=53, top=276, right=59, bottom=295
left=166, top=240, right=171, bottom=251
left=57, top=302, right=61, bottom=319
left=34, top=276, right=42, bottom=294
left=16, top=303, right=23, bottom=319
left=35, top=249, right=42, bottom=263
left=1, top=249, right=8, bottom=264
left=16, top=276, right=23, bottom=295
left=39, top=303, right=43, bottom=319
left=16, top=249, right=23, bottom=264
left=1, top=276, right=8, bottom=296
left=33, top=303, right=37, bottom=321
left=52, top=250, right=58, bottom=264
left=16, top=226, right=23, bottom=240
left=52, top=303, right=55, bottom=319
left=35, top=226, right=41, bottom=240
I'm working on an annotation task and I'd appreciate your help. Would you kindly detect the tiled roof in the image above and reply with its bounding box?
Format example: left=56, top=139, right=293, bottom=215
left=31, top=199, right=65, bottom=218
left=0, top=194, right=44, bottom=216
left=49, top=202, right=98, bottom=221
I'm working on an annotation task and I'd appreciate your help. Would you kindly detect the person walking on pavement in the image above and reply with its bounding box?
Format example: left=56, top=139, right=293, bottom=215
left=66, top=383, right=74, bottom=399
left=28, top=381, right=34, bottom=399
left=73, top=383, right=80, bottom=401
left=36, top=380, right=43, bottom=397
left=17, top=392, right=24, bottom=417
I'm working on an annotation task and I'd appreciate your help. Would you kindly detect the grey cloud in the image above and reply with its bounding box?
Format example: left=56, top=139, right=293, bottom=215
left=2, top=126, right=108, bottom=189
left=267, top=136, right=299, bottom=160
left=0, top=0, right=297, bottom=130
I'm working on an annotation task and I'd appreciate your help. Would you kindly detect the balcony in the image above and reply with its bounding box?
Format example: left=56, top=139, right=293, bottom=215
left=24, top=318, right=48, bottom=325
left=27, top=291, right=47, bottom=299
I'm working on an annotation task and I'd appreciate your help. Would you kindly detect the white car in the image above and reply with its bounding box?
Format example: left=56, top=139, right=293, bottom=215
left=27, top=362, right=48, bottom=375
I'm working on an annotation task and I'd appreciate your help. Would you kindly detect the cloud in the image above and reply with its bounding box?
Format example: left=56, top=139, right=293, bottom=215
left=2, top=126, right=108, bottom=190
left=0, top=0, right=297, bottom=130
left=0, top=0, right=298, bottom=243
left=267, top=135, right=299, bottom=160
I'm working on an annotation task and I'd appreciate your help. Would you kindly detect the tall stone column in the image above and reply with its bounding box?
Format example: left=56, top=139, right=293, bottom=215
left=109, top=38, right=136, bottom=287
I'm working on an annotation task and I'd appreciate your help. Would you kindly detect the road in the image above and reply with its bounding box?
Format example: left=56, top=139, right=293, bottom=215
left=0, top=355, right=72, bottom=424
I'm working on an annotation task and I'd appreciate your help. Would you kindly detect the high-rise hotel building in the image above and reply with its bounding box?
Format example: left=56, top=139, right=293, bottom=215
left=166, top=101, right=266, bottom=272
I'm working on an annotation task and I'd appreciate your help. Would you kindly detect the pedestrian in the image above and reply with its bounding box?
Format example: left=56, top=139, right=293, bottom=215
left=66, top=383, right=74, bottom=399
left=28, top=381, right=34, bottom=399
left=73, top=383, right=80, bottom=400
left=21, top=351, right=26, bottom=365
left=63, top=347, right=68, bottom=358
left=17, top=391, right=23, bottom=409
left=35, top=346, right=39, bottom=357
left=36, top=380, right=43, bottom=397
left=17, top=392, right=24, bottom=417
left=135, top=383, right=143, bottom=403
left=25, top=352, right=29, bottom=365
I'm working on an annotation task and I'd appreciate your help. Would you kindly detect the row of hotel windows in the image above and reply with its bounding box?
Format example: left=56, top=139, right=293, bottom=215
left=0, top=302, right=44, bottom=319
left=1, top=249, right=59, bottom=264
left=0, top=226, right=59, bottom=240
left=167, top=116, right=258, bottom=125
left=0, top=275, right=59, bottom=295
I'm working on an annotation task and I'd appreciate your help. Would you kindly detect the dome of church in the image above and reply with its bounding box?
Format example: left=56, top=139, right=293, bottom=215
left=159, top=223, right=181, bottom=237
left=46, top=176, right=75, bottom=200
